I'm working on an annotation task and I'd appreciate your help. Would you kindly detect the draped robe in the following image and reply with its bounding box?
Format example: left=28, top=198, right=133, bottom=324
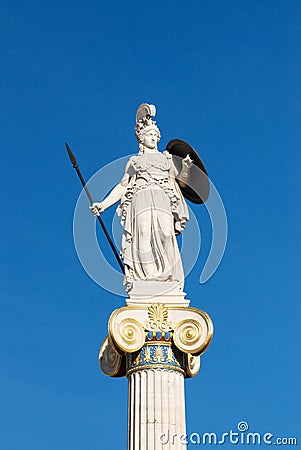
left=117, top=151, right=189, bottom=290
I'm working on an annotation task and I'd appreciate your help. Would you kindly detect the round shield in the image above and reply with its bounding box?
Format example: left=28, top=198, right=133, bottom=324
left=166, top=139, right=210, bottom=204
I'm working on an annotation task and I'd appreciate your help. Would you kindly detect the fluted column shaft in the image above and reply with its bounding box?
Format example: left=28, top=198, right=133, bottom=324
left=128, top=369, right=186, bottom=450
left=126, top=336, right=187, bottom=450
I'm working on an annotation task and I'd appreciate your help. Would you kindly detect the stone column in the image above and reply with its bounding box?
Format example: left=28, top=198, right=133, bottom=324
left=99, top=295, right=213, bottom=450
left=126, top=334, right=187, bottom=450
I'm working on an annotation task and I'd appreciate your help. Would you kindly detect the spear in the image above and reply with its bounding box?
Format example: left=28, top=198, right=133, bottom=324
left=65, top=142, right=125, bottom=274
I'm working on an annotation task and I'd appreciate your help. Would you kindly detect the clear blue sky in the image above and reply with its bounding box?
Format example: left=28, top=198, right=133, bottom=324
left=1, top=1, right=300, bottom=448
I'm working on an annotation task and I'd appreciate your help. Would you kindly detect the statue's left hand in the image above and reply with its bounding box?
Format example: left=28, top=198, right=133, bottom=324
left=182, top=154, right=194, bottom=169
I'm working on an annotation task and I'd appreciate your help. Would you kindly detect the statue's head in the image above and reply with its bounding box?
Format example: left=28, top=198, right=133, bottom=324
left=135, top=103, right=161, bottom=152
left=136, top=124, right=161, bottom=144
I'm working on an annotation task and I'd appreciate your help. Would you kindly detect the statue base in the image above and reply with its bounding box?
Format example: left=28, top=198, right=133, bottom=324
left=126, top=281, right=190, bottom=307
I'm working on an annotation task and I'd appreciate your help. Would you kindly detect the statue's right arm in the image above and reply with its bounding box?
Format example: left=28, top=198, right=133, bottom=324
left=90, top=161, right=132, bottom=216
left=90, top=181, right=127, bottom=215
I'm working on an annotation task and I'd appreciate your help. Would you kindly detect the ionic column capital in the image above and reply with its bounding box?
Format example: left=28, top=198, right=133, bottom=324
left=99, top=303, right=213, bottom=379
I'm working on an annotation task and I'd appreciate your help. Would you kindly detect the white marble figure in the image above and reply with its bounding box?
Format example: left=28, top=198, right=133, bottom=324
left=90, top=104, right=192, bottom=291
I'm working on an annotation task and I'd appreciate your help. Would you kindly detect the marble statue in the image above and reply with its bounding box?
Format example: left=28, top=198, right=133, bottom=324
left=90, top=104, right=193, bottom=291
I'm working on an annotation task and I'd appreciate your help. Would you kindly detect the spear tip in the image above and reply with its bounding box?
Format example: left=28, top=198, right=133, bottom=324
left=65, top=142, right=78, bottom=168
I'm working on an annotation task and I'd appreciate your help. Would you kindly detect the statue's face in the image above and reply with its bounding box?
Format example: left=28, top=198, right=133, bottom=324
left=143, top=130, right=158, bottom=149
